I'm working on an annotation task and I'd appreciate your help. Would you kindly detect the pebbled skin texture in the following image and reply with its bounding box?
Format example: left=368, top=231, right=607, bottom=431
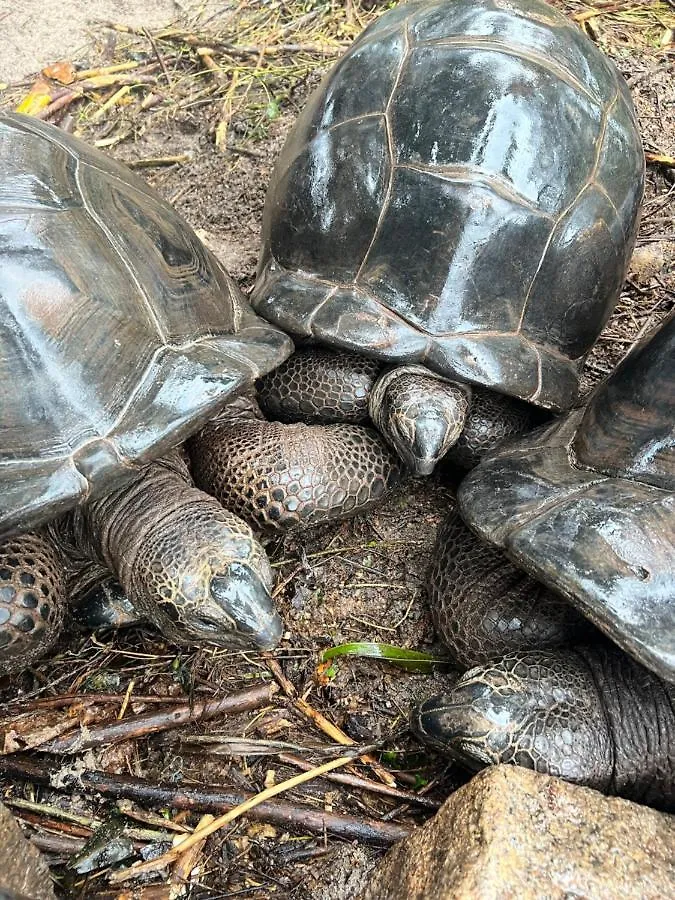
left=256, top=348, right=537, bottom=476
left=0, top=531, right=68, bottom=674
left=0, top=449, right=283, bottom=672
left=413, top=645, right=675, bottom=810
left=446, top=386, right=541, bottom=470
left=458, top=312, right=675, bottom=683
left=257, top=348, right=380, bottom=424
left=429, top=511, right=588, bottom=667
left=77, top=451, right=281, bottom=651
left=191, top=417, right=402, bottom=531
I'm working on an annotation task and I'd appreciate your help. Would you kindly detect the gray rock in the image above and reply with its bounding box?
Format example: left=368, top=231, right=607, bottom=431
left=0, top=801, right=55, bottom=900
left=362, top=765, right=675, bottom=900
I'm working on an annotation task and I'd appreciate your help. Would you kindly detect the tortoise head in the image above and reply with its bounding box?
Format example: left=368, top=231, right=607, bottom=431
left=178, top=558, right=282, bottom=651
left=412, top=650, right=612, bottom=785
left=412, top=658, right=535, bottom=770
left=369, top=366, right=471, bottom=475
left=124, top=499, right=282, bottom=652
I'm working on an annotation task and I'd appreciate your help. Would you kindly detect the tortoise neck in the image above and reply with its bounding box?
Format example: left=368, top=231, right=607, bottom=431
left=81, top=452, right=193, bottom=588
left=578, top=645, right=675, bottom=810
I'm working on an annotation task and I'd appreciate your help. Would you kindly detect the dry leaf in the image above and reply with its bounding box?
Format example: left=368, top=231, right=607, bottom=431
left=15, top=79, right=52, bottom=115
left=246, top=822, right=277, bottom=840
left=42, top=60, right=76, bottom=84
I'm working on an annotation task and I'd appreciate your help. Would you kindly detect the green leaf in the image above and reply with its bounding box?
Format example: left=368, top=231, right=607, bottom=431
left=321, top=642, right=448, bottom=672
left=265, top=99, right=280, bottom=120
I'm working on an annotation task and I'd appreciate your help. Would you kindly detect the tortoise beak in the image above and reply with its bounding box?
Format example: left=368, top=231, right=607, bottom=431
left=412, top=693, right=466, bottom=750
left=412, top=693, right=497, bottom=771
left=208, top=564, right=283, bottom=650
left=409, top=415, right=455, bottom=475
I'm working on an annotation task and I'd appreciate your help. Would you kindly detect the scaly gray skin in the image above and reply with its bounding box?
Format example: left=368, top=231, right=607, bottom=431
left=413, top=508, right=675, bottom=805
left=0, top=397, right=402, bottom=673
left=429, top=511, right=590, bottom=667
left=0, top=451, right=281, bottom=675
left=257, top=348, right=539, bottom=476
left=413, top=645, right=675, bottom=811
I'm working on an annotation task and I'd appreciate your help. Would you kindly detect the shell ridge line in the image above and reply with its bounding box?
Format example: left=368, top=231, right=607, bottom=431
left=103, top=334, right=260, bottom=436
left=354, top=23, right=412, bottom=283
left=516, top=185, right=587, bottom=335
left=417, top=35, right=601, bottom=107
left=395, top=163, right=553, bottom=218
left=517, top=86, right=616, bottom=334
left=321, top=111, right=386, bottom=137
left=76, top=157, right=169, bottom=344
left=306, top=284, right=340, bottom=335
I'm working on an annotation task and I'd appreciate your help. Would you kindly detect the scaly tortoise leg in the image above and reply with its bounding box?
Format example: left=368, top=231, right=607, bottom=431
left=257, top=348, right=541, bottom=476
left=429, top=510, right=589, bottom=667
left=0, top=530, right=68, bottom=675
left=190, top=396, right=403, bottom=531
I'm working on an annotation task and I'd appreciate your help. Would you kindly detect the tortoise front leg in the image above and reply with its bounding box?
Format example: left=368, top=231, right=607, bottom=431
left=257, top=348, right=538, bottom=475
left=0, top=530, right=68, bottom=675
left=190, top=401, right=402, bottom=532
left=430, top=511, right=587, bottom=667
left=77, top=451, right=281, bottom=651
left=257, top=348, right=470, bottom=475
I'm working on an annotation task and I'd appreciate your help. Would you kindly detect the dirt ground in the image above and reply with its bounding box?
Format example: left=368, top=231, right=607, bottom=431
left=0, top=1, right=673, bottom=897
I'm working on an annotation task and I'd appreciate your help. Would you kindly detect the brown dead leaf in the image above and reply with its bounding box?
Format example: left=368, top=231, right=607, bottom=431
left=42, top=60, right=76, bottom=84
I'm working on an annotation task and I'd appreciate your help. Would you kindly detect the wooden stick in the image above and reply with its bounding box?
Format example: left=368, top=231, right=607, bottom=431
left=646, top=151, right=675, bottom=167
left=91, top=84, right=132, bottom=121
left=4, top=693, right=184, bottom=713
left=109, top=750, right=385, bottom=882
left=0, top=756, right=412, bottom=849
left=169, top=813, right=214, bottom=895
left=276, top=751, right=440, bottom=809
left=294, top=696, right=397, bottom=788
left=127, top=154, right=193, bottom=169
left=30, top=682, right=277, bottom=754
left=263, top=658, right=396, bottom=788
left=103, top=24, right=347, bottom=57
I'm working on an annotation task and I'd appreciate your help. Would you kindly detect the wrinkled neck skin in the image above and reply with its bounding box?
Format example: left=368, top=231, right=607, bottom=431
left=72, top=447, right=280, bottom=650
left=213, top=391, right=265, bottom=424
left=369, top=364, right=471, bottom=475
left=74, top=449, right=192, bottom=591
left=579, top=646, right=675, bottom=810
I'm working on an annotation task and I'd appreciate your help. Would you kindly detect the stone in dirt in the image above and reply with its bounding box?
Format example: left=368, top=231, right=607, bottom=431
left=362, top=765, right=675, bottom=900
left=0, top=801, right=56, bottom=899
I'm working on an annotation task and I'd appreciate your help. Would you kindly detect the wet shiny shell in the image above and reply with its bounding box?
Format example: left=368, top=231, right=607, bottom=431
left=0, top=114, right=292, bottom=535
left=253, top=0, right=644, bottom=412
left=458, top=311, right=675, bottom=682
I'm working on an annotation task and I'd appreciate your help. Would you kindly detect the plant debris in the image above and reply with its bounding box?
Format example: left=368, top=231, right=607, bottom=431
left=0, top=0, right=673, bottom=896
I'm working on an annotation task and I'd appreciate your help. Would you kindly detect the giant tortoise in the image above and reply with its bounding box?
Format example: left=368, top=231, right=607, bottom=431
left=414, top=311, right=675, bottom=809
left=0, top=113, right=301, bottom=672
left=0, top=114, right=407, bottom=673
left=247, top=0, right=644, bottom=478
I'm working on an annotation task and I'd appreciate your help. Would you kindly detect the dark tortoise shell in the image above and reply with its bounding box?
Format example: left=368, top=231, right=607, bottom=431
left=253, top=0, right=644, bottom=414
left=0, top=113, right=291, bottom=535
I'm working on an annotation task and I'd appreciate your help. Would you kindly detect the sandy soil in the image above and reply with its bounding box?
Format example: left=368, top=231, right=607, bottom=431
left=0, top=0, right=223, bottom=84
